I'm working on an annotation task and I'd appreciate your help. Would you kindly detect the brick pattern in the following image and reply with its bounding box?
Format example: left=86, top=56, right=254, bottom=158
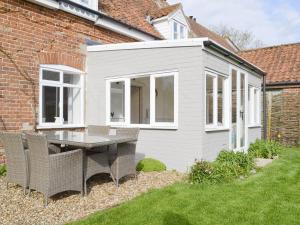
left=0, top=0, right=135, bottom=132
left=266, top=88, right=300, bottom=145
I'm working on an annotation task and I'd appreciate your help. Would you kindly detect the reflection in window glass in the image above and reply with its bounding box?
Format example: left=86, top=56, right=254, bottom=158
left=131, top=77, right=150, bottom=124
left=218, top=76, right=224, bottom=125
left=64, top=74, right=80, bottom=85
left=155, top=76, right=174, bottom=123
left=231, top=69, right=237, bottom=149
left=63, top=87, right=81, bottom=124
left=173, top=22, right=178, bottom=40
left=42, top=70, right=60, bottom=81
left=110, top=82, right=125, bottom=122
left=42, top=86, right=60, bottom=123
left=206, top=75, right=214, bottom=125
left=254, top=89, right=258, bottom=123
left=180, top=25, right=185, bottom=39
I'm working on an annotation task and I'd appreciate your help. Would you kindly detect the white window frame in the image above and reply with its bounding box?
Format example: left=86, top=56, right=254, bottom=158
left=172, top=20, right=187, bottom=40
left=205, top=70, right=230, bottom=131
left=38, top=65, right=85, bottom=129
left=106, top=71, right=178, bottom=129
left=248, top=85, right=261, bottom=127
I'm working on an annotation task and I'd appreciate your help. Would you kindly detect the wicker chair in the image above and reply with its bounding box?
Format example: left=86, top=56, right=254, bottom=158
left=87, top=125, right=110, bottom=136
left=83, top=151, right=111, bottom=195
left=0, top=132, right=29, bottom=195
left=87, top=125, right=110, bottom=153
left=26, top=133, right=83, bottom=206
left=110, top=128, right=140, bottom=186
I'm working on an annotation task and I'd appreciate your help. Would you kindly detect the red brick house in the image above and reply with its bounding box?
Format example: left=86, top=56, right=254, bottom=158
left=240, top=43, right=300, bottom=145
left=0, top=0, right=235, bottom=132
left=0, top=0, right=266, bottom=169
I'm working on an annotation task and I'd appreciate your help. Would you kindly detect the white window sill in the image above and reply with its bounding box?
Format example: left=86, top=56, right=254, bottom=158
left=205, top=127, right=230, bottom=132
left=248, top=124, right=262, bottom=128
left=37, top=124, right=86, bottom=130
left=108, top=124, right=178, bottom=130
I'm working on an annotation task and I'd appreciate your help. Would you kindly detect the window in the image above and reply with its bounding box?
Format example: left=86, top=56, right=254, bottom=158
left=180, top=25, right=185, bottom=39
left=106, top=72, right=178, bottom=129
left=248, top=85, right=261, bottom=125
left=173, top=22, right=178, bottom=40
left=205, top=71, right=229, bottom=129
left=39, top=66, right=84, bottom=128
left=73, top=0, right=89, bottom=6
left=173, top=21, right=186, bottom=40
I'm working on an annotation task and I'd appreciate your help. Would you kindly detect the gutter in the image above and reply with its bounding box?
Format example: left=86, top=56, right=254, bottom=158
left=203, top=40, right=266, bottom=76
left=266, top=81, right=300, bottom=87
left=59, top=0, right=161, bottom=40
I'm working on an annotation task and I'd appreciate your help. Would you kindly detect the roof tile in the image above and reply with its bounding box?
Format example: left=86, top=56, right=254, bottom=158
left=239, top=43, right=300, bottom=84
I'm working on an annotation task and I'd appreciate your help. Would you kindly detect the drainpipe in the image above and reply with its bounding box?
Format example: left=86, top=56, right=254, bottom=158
left=263, top=75, right=267, bottom=140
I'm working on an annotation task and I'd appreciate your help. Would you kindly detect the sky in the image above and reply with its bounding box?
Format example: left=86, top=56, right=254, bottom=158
left=169, top=0, right=300, bottom=46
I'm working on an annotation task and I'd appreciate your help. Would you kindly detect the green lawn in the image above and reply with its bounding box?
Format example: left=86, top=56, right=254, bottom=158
left=69, top=147, right=300, bottom=225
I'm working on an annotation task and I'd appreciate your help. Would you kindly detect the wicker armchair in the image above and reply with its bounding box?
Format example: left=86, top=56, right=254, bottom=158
left=0, top=132, right=29, bottom=194
left=83, top=151, right=111, bottom=195
left=87, top=125, right=110, bottom=136
left=26, top=133, right=83, bottom=206
left=110, top=128, right=140, bottom=186
left=87, top=125, right=110, bottom=153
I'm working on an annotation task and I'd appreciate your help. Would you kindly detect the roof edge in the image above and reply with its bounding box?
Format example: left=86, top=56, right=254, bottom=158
left=87, top=38, right=266, bottom=75
left=203, top=40, right=266, bottom=76
left=87, top=38, right=209, bottom=52
left=59, top=0, right=162, bottom=40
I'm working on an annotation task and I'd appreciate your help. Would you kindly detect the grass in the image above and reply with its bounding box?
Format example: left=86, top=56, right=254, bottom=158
left=69, top=147, right=300, bottom=225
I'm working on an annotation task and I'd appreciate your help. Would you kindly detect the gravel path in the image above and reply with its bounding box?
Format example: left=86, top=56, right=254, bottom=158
left=0, top=171, right=183, bottom=225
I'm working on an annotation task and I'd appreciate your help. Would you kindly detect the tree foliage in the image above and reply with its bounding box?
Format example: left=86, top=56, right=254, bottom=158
left=211, top=24, right=264, bottom=50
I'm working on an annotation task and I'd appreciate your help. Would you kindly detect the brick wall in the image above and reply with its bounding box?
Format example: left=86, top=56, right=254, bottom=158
left=0, top=0, right=135, bottom=132
left=266, top=87, right=300, bottom=146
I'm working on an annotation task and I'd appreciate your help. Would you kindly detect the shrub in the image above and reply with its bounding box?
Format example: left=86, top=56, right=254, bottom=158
left=136, top=158, right=166, bottom=172
left=248, top=139, right=282, bottom=159
left=216, top=150, right=254, bottom=174
left=189, top=150, right=255, bottom=184
left=189, top=160, right=216, bottom=184
left=0, top=165, right=6, bottom=176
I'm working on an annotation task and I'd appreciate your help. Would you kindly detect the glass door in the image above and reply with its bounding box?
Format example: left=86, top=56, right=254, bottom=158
left=231, top=69, right=246, bottom=150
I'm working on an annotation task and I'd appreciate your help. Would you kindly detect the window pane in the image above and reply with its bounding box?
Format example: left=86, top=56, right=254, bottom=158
left=248, top=86, right=252, bottom=123
left=240, top=73, right=245, bottom=147
left=173, top=22, right=178, bottom=39
left=131, top=77, right=150, bottom=124
left=180, top=25, right=185, bottom=39
left=206, top=75, right=214, bottom=125
left=42, top=86, right=60, bottom=123
left=155, top=76, right=174, bottom=123
left=254, top=89, right=258, bottom=123
left=231, top=69, right=237, bottom=149
left=64, top=74, right=81, bottom=85
left=63, top=87, right=81, bottom=124
left=110, top=81, right=125, bottom=122
left=42, top=70, right=60, bottom=81
left=217, top=76, right=224, bottom=125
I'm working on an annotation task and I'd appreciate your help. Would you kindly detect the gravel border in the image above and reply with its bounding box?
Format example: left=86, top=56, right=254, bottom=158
left=0, top=171, right=183, bottom=225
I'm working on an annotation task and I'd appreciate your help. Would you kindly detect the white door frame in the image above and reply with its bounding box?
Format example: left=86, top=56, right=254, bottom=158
left=229, top=66, right=248, bottom=151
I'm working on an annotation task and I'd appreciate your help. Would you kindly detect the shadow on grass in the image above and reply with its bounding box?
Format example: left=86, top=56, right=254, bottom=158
left=163, top=211, right=191, bottom=225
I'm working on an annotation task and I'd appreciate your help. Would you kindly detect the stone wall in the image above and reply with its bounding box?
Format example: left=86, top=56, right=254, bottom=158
left=266, top=88, right=300, bottom=146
